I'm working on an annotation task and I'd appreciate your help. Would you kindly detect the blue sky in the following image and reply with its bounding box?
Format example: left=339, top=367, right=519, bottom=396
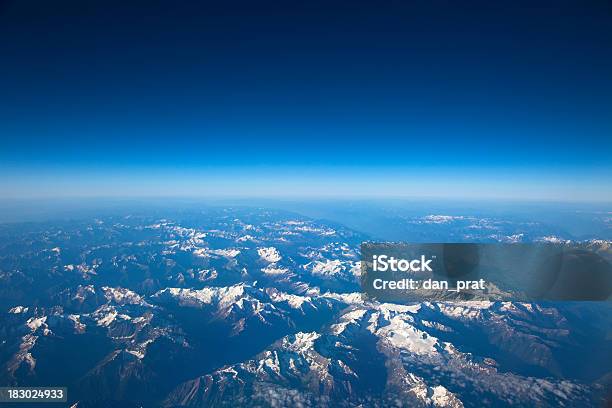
left=1, top=0, right=611, bottom=201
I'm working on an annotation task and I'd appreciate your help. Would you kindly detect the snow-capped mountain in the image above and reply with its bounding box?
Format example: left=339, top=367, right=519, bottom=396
left=0, top=207, right=610, bottom=407
left=165, top=301, right=607, bottom=407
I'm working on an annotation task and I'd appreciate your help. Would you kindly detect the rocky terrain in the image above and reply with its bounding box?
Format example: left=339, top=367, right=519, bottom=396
left=0, top=208, right=610, bottom=407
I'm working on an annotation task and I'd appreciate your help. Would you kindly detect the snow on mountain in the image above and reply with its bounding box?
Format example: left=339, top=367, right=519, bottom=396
left=5, top=334, right=38, bottom=377
left=164, top=318, right=464, bottom=407
left=209, top=248, right=241, bottom=258
left=303, top=259, right=360, bottom=279
left=26, top=316, right=48, bottom=332
left=265, top=288, right=313, bottom=310
left=537, top=236, right=572, bottom=244
left=151, top=284, right=348, bottom=326
left=153, top=285, right=249, bottom=309
left=422, top=215, right=469, bottom=224
left=166, top=301, right=600, bottom=407
left=310, top=259, right=343, bottom=276
left=101, top=286, right=146, bottom=306
left=376, top=313, right=438, bottom=355
left=261, top=263, right=290, bottom=275
left=8, top=306, right=29, bottom=314
left=236, top=234, right=258, bottom=243
left=193, top=248, right=241, bottom=259
left=258, top=247, right=282, bottom=263
left=164, top=331, right=341, bottom=407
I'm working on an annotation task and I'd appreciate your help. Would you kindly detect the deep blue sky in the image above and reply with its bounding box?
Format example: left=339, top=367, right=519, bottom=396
left=1, top=0, right=611, bottom=200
